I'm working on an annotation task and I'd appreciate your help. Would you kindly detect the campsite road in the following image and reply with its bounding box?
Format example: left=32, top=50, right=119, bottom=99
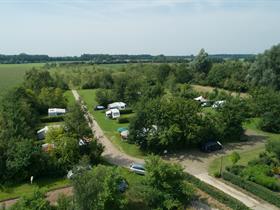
left=72, top=90, right=277, bottom=210
left=0, top=90, right=276, bottom=210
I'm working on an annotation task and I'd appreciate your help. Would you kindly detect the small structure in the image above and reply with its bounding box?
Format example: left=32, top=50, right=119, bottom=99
left=212, top=100, right=225, bottom=108
left=105, top=108, right=120, bottom=119
left=120, top=130, right=129, bottom=140
left=117, top=127, right=128, bottom=133
left=48, top=108, right=66, bottom=117
left=194, top=96, right=207, bottom=103
left=108, top=102, right=126, bottom=110
left=37, top=125, right=61, bottom=140
left=42, top=143, right=55, bottom=152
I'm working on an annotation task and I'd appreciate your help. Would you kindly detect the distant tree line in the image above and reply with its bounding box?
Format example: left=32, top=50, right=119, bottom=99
left=0, top=52, right=255, bottom=64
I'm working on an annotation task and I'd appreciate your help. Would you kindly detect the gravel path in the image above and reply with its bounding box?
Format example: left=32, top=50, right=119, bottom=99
left=1, top=90, right=277, bottom=210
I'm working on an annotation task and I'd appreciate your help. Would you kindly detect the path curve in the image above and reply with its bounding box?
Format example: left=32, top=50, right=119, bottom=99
left=1, top=90, right=277, bottom=210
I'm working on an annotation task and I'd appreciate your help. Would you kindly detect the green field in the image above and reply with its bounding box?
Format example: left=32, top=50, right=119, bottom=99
left=208, top=118, right=279, bottom=175
left=0, top=177, right=70, bottom=201
left=0, top=63, right=44, bottom=97
left=77, top=89, right=145, bottom=158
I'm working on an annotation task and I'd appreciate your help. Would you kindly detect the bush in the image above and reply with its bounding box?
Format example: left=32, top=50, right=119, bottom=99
left=184, top=173, right=249, bottom=210
left=222, top=171, right=280, bottom=208
left=119, top=108, right=133, bottom=114
left=40, top=115, right=64, bottom=123
left=117, top=117, right=130, bottom=124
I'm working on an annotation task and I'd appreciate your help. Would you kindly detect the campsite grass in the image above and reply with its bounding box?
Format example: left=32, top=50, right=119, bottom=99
left=77, top=89, right=145, bottom=158
left=0, top=63, right=44, bottom=97
left=192, top=84, right=249, bottom=98
left=0, top=177, right=70, bottom=201
left=208, top=118, right=280, bottom=175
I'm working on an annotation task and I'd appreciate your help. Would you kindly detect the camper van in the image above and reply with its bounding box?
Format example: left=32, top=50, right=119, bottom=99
left=105, top=108, right=120, bottom=119
left=108, top=102, right=126, bottom=110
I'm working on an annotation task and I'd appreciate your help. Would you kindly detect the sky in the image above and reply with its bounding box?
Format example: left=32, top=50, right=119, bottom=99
left=0, top=0, right=280, bottom=56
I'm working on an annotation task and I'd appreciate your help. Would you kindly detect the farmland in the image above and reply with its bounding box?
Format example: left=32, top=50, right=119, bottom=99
left=0, top=63, right=44, bottom=97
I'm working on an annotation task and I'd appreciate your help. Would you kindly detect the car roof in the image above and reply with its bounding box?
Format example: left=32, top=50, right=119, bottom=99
left=131, top=163, right=145, bottom=168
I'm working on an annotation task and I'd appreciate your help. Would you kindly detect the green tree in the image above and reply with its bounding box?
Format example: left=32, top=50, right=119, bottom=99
left=266, top=139, right=280, bottom=160
left=192, top=48, right=212, bottom=74
left=23, top=68, right=55, bottom=93
left=38, top=87, right=67, bottom=114
left=10, top=189, right=53, bottom=210
left=64, top=103, right=91, bottom=138
left=143, top=155, right=195, bottom=210
left=129, top=97, right=202, bottom=152
left=247, top=44, right=280, bottom=90
left=72, top=165, right=127, bottom=210
left=230, top=151, right=241, bottom=165
left=95, top=89, right=113, bottom=106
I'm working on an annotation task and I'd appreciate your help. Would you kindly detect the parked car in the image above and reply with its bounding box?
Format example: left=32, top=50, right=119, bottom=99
left=129, top=163, right=145, bottom=175
left=67, top=165, right=92, bottom=179
left=94, top=105, right=105, bottom=111
left=212, top=100, right=225, bottom=108
left=200, top=141, right=223, bottom=153
left=118, top=179, right=128, bottom=193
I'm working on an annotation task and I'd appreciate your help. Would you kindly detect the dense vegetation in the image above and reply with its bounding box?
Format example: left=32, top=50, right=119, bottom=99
left=0, top=69, right=103, bottom=183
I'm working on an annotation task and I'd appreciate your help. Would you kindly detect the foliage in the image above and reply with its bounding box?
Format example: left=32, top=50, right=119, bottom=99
left=40, top=115, right=64, bottom=123
left=143, top=156, right=195, bottom=210
left=266, top=138, right=280, bottom=160
left=10, top=189, right=53, bottom=210
left=72, top=165, right=127, bottom=210
left=240, top=164, right=280, bottom=191
left=95, top=89, right=113, bottom=106
left=230, top=151, right=240, bottom=165
left=23, top=68, right=55, bottom=93
left=117, top=117, right=130, bottom=124
left=38, top=87, right=68, bottom=114
left=129, top=97, right=202, bottom=152
left=216, top=97, right=249, bottom=141
left=119, top=108, right=133, bottom=114
left=184, top=173, right=249, bottom=210
left=247, top=43, right=280, bottom=90
left=64, top=103, right=92, bottom=138
left=222, top=171, right=280, bottom=208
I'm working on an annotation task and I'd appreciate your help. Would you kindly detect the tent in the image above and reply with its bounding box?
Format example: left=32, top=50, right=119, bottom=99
left=117, top=127, right=128, bottom=133
left=121, top=130, right=129, bottom=139
left=194, top=96, right=207, bottom=103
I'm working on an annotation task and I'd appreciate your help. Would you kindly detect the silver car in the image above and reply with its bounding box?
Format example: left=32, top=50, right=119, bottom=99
left=129, top=163, right=145, bottom=175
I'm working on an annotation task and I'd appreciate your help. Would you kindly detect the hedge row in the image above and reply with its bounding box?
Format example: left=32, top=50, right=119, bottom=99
left=184, top=173, right=250, bottom=210
left=120, top=108, right=133, bottom=114
left=222, top=171, right=280, bottom=208
left=117, top=117, right=130, bottom=124
left=40, top=115, right=64, bottom=123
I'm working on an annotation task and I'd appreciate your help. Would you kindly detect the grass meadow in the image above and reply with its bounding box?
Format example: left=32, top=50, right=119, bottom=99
left=76, top=89, right=145, bottom=158
left=0, top=63, right=44, bottom=97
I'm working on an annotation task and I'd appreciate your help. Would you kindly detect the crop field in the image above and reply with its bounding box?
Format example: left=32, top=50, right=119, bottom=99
left=0, top=63, right=44, bottom=97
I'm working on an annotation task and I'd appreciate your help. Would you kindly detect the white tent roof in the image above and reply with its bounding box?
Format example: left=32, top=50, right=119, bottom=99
left=48, top=108, right=66, bottom=114
left=108, top=102, right=126, bottom=108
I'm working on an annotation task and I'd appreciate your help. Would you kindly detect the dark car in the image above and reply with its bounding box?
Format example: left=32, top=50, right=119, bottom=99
left=118, top=179, right=128, bottom=193
left=94, top=105, right=105, bottom=111
left=200, top=141, right=223, bottom=153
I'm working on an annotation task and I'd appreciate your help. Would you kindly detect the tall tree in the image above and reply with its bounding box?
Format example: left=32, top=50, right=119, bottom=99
left=143, top=155, right=195, bottom=210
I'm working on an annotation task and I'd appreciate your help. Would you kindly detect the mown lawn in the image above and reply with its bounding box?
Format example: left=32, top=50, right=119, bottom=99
left=77, top=89, right=145, bottom=158
left=208, top=118, right=280, bottom=175
left=0, top=63, right=44, bottom=97
left=0, top=177, right=70, bottom=201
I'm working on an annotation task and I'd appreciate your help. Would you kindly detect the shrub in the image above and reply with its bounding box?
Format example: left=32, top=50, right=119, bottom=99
left=117, top=117, right=130, bottom=124
left=40, top=115, right=64, bottom=123
left=213, top=171, right=221, bottom=178
left=184, top=173, right=249, bottom=210
left=222, top=171, right=280, bottom=208
left=119, top=108, right=133, bottom=114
